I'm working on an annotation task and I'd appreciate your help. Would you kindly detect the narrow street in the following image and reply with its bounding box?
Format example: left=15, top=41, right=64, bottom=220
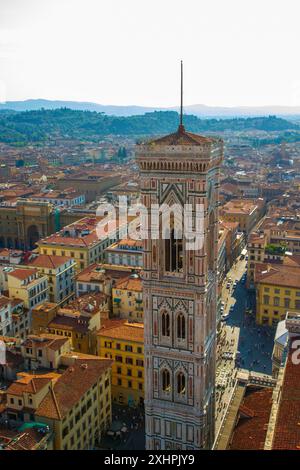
left=215, top=256, right=276, bottom=433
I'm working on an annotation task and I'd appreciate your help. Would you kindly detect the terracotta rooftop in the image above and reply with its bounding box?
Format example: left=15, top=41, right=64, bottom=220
left=22, top=334, right=69, bottom=352
left=35, top=357, right=112, bottom=420
left=255, top=264, right=300, bottom=289
left=229, top=386, right=273, bottom=450
left=0, top=425, right=50, bottom=450
left=114, top=275, right=142, bottom=292
left=8, top=268, right=38, bottom=281
left=0, top=295, right=11, bottom=309
left=48, top=314, right=90, bottom=333
left=76, top=263, right=110, bottom=283
left=146, top=125, right=215, bottom=146
left=27, top=254, right=73, bottom=269
left=38, top=216, right=104, bottom=248
left=38, top=232, right=99, bottom=248
left=98, top=319, right=144, bottom=343
left=220, top=220, right=239, bottom=231
left=6, top=374, right=52, bottom=397
left=67, top=292, right=108, bottom=312
left=221, top=200, right=258, bottom=215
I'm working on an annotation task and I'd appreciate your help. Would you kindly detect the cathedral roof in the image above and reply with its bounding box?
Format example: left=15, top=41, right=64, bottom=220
left=147, top=125, right=215, bottom=146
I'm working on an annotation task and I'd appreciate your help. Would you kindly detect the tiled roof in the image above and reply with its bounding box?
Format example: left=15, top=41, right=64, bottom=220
left=255, top=264, right=300, bottom=289
left=38, top=232, right=99, bottom=247
left=76, top=263, right=110, bottom=283
left=114, top=275, right=142, bottom=292
left=229, top=386, right=273, bottom=450
left=35, top=358, right=112, bottom=420
left=147, top=125, right=214, bottom=146
left=28, top=254, right=72, bottom=269
left=98, top=319, right=144, bottom=343
left=8, top=268, right=38, bottom=281
left=38, top=217, right=104, bottom=248
left=0, top=295, right=11, bottom=309
left=7, top=374, right=52, bottom=397
left=22, top=334, right=69, bottom=352
left=0, top=426, right=49, bottom=450
left=67, top=292, right=108, bottom=312
left=48, top=315, right=89, bottom=333
left=222, top=200, right=257, bottom=215
left=220, top=220, right=239, bottom=231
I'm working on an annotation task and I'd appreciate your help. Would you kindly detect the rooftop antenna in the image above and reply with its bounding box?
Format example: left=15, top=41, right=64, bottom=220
left=179, top=60, right=184, bottom=132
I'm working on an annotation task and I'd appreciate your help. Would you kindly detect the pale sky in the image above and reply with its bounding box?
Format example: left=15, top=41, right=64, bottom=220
left=0, top=0, right=299, bottom=107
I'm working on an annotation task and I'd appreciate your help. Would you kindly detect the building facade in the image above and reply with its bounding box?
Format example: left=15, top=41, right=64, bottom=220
left=255, top=265, right=300, bottom=325
left=7, top=268, right=49, bottom=310
left=0, top=200, right=55, bottom=250
left=105, top=239, right=143, bottom=268
left=0, top=296, right=12, bottom=337
left=97, top=319, right=144, bottom=406
left=27, top=254, right=76, bottom=305
left=112, top=274, right=143, bottom=322
left=136, top=124, right=223, bottom=450
left=38, top=217, right=114, bottom=272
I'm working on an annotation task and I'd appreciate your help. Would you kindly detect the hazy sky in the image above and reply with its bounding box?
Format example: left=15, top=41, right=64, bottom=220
left=0, top=0, right=299, bottom=107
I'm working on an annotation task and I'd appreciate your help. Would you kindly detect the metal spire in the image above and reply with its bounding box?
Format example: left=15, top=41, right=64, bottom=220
left=179, top=60, right=184, bottom=132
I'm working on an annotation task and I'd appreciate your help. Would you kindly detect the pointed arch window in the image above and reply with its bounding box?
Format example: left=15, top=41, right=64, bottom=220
left=162, top=369, right=171, bottom=392
left=162, top=311, right=170, bottom=337
left=177, top=312, right=186, bottom=340
left=153, top=244, right=157, bottom=264
left=177, top=372, right=186, bottom=395
left=164, top=213, right=183, bottom=273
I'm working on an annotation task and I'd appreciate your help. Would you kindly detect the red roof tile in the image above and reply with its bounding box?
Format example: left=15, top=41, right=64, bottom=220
left=229, top=387, right=273, bottom=450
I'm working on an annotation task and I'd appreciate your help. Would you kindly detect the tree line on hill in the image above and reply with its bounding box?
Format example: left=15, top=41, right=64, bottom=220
left=0, top=107, right=299, bottom=145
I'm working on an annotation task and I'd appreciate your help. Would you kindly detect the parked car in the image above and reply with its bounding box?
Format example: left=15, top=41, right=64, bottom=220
left=226, top=282, right=231, bottom=289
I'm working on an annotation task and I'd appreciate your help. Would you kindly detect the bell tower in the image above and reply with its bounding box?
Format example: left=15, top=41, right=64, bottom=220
left=136, top=71, right=223, bottom=448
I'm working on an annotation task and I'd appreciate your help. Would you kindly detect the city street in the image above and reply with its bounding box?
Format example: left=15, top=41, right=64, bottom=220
left=215, top=256, right=276, bottom=432
left=98, top=404, right=145, bottom=450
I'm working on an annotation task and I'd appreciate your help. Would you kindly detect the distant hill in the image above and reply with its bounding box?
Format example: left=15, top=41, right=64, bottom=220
left=0, top=108, right=299, bottom=145
left=1, top=99, right=300, bottom=118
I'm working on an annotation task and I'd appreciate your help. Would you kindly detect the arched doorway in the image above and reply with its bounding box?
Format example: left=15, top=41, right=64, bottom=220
left=27, top=225, right=40, bottom=249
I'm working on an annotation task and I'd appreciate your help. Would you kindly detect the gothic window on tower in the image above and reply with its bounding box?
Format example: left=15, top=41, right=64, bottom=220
left=177, top=372, right=186, bottom=395
left=164, top=213, right=183, bottom=274
left=162, top=311, right=170, bottom=337
left=162, top=369, right=171, bottom=393
left=177, top=313, right=186, bottom=340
